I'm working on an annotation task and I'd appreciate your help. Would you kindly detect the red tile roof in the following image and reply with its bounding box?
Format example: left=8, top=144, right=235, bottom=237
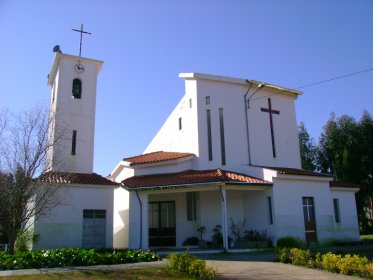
left=122, top=169, right=271, bottom=189
left=329, top=181, right=360, bottom=189
left=38, top=172, right=118, bottom=186
left=258, top=166, right=332, bottom=177
left=123, top=151, right=194, bottom=166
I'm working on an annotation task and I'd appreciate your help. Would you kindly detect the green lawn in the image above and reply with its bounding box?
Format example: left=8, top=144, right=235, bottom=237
left=361, top=234, right=373, bottom=240
left=1, top=267, right=192, bottom=280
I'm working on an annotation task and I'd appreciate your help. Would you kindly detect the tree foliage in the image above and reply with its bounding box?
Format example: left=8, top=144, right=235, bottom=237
left=0, top=107, right=63, bottom=253
left=302, top=111, right=373, bottom=232
left=298, top=122, right=317, bottom=171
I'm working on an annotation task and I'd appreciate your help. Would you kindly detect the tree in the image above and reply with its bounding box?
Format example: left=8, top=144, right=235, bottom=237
left=0, top=106, right=63, bottom=253
left=316, top=111, right=373, bottom=232
left=297, top=122, right=317, bottom=171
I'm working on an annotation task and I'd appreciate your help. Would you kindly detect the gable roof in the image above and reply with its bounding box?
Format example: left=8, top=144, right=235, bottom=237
left=258, top=166, right=332, bottom=177
left=38, top=172, right=118, bottom=186
left=123, top=151, right=194, bottom=166
left=122, top=168, right=271, bottom=189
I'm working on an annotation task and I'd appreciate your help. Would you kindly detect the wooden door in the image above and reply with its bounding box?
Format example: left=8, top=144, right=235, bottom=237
left=302, top=197, right=317, bottom=242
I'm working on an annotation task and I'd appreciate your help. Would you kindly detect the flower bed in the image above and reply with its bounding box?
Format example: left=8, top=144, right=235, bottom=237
left=0, top=248, right=160, bottom=270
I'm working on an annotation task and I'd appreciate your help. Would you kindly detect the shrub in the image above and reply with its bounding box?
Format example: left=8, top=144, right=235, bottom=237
left=364, top=263, right=373, bottom=279
left=321, top=252, right=342, bottom=273
left=276, top=236, right=303, bottom=249
left=0, top=248, right=160, bottom=270
left=289, top=248, right=312, bottom=266
left=168, top=252, right=216, bottom=280
left=277, top=247, right=372, bottom=278
left=277, top=247, right=291, bottom=263
left=15, top=231, right=33, bottom=252
left=338, top=254, right=368, bottom=276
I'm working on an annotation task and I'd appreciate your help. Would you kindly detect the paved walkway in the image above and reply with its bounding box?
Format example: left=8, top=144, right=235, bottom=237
left=0, top=252, right=360, bottom=279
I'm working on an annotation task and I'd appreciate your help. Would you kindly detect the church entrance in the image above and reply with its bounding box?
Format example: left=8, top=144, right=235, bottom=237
left=148, top=201, right=176, bottom=247
left=302, top=197, right=317, bottom=242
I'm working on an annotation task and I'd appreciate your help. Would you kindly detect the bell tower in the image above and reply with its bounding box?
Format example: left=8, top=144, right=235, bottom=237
left=46, top=50, right=103, bottom=173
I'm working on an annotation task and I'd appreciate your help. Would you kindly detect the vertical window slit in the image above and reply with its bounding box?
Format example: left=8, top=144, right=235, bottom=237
left=268, top=196, right=273, bottom=224
left=71, top=130, right=77, bottom=155
left=207, top=109, right=213, bottom=161
left=219, top=108, right=226, bottom=165
left=333, top=198, right=341, bottom=223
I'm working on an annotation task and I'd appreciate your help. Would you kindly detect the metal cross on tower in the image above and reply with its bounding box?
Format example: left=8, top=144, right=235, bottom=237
left=72, top=24, right=92, bottom=57
left=261, top=98, right=280, bottom=158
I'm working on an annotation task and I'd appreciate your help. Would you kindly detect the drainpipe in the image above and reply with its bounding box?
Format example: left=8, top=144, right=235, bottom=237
left=244, top=81, right=253, bottom=165
left=135, top=190, right=142, bottom=249
left=244, top=81, right=265, bottom=166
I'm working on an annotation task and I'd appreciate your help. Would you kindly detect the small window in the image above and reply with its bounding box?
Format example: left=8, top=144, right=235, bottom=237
left=71, top=130, right=77, bottom=155
left=206, top=96, right=210, bottom=105
left=72, top=79, right=82, bottom=99
left=179, top=117, right=182, bottom=130
left=268, top=196, right=273, bottom=224
left=333, top=198, right=341, bottom=223
left=187, top=192, right=197, bottom=221
left=189, top=98, right=192, bottom=108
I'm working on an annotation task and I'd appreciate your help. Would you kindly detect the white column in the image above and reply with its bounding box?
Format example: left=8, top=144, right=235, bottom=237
left=140, top=193, right=148, bottom=250
left=220, top=186, right=228, bottom=250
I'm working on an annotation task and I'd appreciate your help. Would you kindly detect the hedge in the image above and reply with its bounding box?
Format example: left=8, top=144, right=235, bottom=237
left=277, top=248, right=373, bottom=279
left=0, top=248, right=160, bottom=270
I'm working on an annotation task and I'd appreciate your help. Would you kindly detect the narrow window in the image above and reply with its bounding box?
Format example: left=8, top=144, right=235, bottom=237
left=187, top=192, right=197, bottom=221
left=52, top=84, right=56, bottom=103
left=72, top=79, right=82, bottom=99
left=71, top=130, right=77, bottom=155
left=268, top=196, right=273, bottom=224
left=206, top=96, right=210, bottom=105
left=189, top=98, right=192, bottom=108
left=219, top=108, right=226, bottom=165
left=179, top=117, right=182, bottom=130
left=206, top=109, right=213, bottom=161
left=333, top=198, right=341, bottom=223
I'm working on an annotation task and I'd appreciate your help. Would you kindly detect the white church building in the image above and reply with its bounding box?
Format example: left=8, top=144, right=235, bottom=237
left=32, top=50, right=360, bottom=250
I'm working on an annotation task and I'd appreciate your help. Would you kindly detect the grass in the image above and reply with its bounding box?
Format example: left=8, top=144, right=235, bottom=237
left=361, top=234, right=373, bottom=240
left=1, top=267, right=192, bottom=280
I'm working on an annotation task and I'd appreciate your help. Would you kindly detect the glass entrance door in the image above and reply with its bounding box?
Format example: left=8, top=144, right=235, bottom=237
left=148, top=201, right=176, bottom=247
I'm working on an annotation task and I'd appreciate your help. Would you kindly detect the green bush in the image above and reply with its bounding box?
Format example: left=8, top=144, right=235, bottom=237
left=0, top=248, right=160, bottom=270
left=338, top=254, right=368, bottom=276
left=15, top=231, right=34, bottom=252
left=276, top=236, right=303, bottom=249
left=277, top=248, right=372, bottom=278
left=289, top=248, right=312, bottom=266
left=364, top=263, right=373, bottom=279
left=321, top=252, right=342, bottom=273
left=168, top=252, right=216, bottom=280
left=277, top=247, right=291, bottom=263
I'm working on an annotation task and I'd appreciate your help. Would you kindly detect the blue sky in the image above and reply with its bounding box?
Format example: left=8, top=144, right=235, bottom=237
left=1, top=1, right=372, bottom=176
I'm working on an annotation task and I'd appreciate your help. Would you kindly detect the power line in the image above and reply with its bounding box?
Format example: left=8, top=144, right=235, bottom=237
left=295, top=67, right=373, bottom=90
left=250, top=67, right=373, bottom=102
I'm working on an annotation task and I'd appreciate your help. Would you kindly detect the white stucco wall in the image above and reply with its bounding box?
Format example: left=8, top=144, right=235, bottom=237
left=273, top=178, right=358, bottom=242
left=330, top=188, right=360, bottom=241
left=145, top=80, right=199, bottom=155
left=33, top=184, right=114, bottom=249
left=113, top=186, right=130, bottom=248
